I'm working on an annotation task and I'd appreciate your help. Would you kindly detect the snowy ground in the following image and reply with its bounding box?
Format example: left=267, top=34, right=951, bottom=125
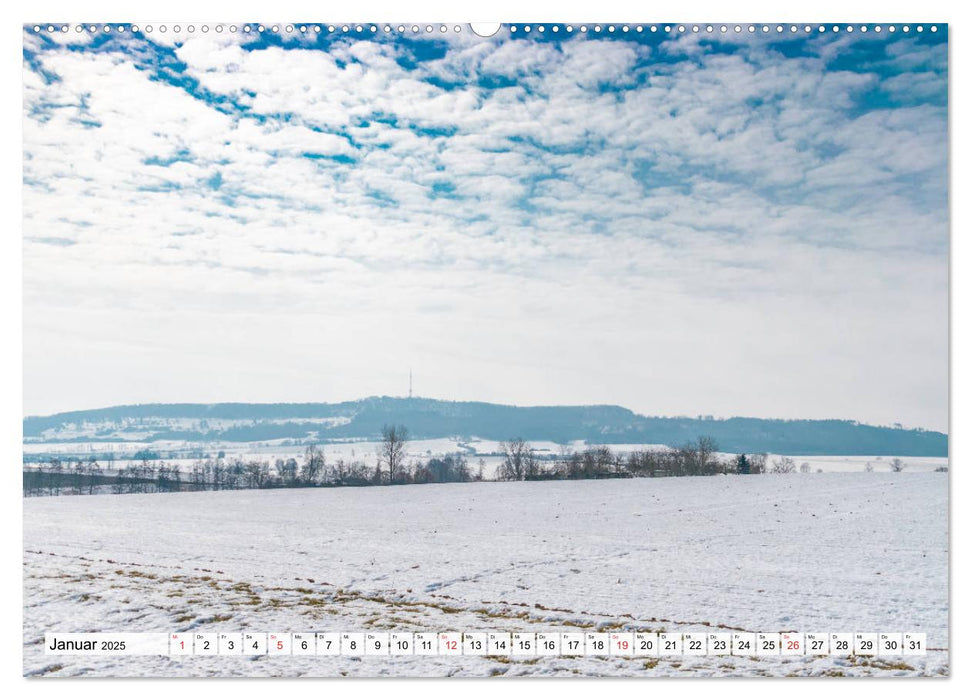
left=23, top=472, right=948, bottom=677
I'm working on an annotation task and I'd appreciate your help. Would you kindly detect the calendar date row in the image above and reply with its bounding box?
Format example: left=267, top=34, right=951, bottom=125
left=46, top=631, right=928, bottom=657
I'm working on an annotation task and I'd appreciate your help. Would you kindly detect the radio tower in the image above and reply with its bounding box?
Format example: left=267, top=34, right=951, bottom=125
left=409, top=369, right=413, bottom=399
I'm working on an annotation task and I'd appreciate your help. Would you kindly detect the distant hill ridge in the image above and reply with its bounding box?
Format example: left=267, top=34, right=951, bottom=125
left=22, top=396, right=948, bottom=457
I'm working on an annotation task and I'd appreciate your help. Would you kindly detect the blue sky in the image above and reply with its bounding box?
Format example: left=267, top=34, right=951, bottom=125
left=22, top=24, right=949, bottom=430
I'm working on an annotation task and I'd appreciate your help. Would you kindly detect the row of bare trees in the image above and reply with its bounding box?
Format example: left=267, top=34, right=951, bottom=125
left=494, top=437, right=800, bottom=480
left=494, top=437, right=740, bottom=481
left=23, top=424, right=484, bottom=497
left=22, top=457, right=106, bottom=496
left=26, top=426, right=879, bottom=497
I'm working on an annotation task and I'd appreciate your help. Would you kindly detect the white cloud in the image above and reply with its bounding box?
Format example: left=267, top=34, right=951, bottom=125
left=21, top=29, right=949, bottom=431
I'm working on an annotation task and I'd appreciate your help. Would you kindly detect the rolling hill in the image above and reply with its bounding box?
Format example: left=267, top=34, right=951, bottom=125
left=22, top=397, right=948, bottom=456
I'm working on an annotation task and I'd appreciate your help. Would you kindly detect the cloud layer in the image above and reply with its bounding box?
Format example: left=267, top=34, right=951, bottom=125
left=22, top=25, right=949, bottom=431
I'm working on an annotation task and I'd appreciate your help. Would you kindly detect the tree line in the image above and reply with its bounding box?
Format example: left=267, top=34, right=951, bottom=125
left=23, top=425, right=835, bottom=498
left=23, top=424, right=485, bottom=497
left=495, top=436, right=775, bottom=480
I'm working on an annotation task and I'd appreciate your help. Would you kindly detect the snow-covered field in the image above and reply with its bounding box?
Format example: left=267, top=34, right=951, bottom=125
left=23, top=472, right=948, bottom=677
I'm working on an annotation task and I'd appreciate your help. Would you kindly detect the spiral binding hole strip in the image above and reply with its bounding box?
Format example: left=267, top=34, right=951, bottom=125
left=30, top=24, right=940, bottom=36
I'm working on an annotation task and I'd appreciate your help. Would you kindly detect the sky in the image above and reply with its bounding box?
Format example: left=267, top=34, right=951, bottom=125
left=21, top=23, right=949, bottom=431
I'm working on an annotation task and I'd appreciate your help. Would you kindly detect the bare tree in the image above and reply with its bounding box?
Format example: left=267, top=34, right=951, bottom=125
left=749, top=452, right=768, bottom=475
left=70, top=459, right=86, bottom=495
left=381, top=424, right=409, bottom=484
left=771, top=456, right=796, bottom=474
left=497, top=438, right=539, bottom=480
left=156, top=464, right=174, bottom=492
left=276, top=457, right=298, bottom=486
left=48, top=457, right=63, bottom=496
left=210, top=458, right=226, bottom=490
left=245, top=460, right=270, bottom=489
left=225, top=458, right=244, bottom=490
left=800, top=462, right=811, bottom=474
left=696, top=436, right=718, bottom=474
left=333, top=458, right=347, bottom=484
left=87, top=458, right=103, bottom=495
left=301, top=444, right=325, bottom=484
left=890, top=458, right=905, bottom=473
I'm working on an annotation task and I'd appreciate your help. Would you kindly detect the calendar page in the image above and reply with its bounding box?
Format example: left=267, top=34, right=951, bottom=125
left=21, top=17, right=949, bottom=679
